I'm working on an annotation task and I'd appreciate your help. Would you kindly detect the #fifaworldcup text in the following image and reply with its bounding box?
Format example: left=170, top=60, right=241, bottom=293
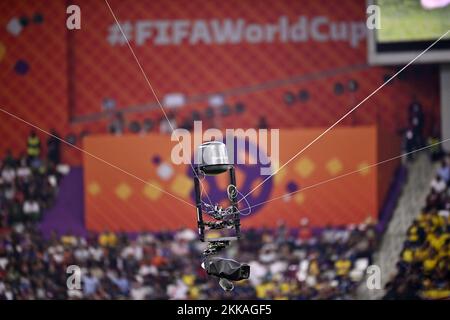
left=108, top=16, right=367, bottom=48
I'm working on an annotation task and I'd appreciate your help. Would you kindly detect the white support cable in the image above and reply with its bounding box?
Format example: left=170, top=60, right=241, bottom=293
left=244, top=137, right=450, bottom=211
left=104, top=0, right=214, bottom=207
left=238, top=29, right=450, bottom=206
left=0, top=106, right=195, bottom=208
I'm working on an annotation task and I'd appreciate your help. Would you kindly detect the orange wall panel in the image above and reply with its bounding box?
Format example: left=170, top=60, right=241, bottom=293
left=83, top=126, right=396, bottom=232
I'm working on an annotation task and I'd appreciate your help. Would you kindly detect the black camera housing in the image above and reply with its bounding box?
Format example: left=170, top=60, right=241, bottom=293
left=204, top=257, right=250, bottom=281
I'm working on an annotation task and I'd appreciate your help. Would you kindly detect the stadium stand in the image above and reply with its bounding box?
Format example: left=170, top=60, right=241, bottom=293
left=0, top=148, right=379, bottom=300
left=1, top=0, right=449, bottom=305
left=383, top=155, right=450, bottom=300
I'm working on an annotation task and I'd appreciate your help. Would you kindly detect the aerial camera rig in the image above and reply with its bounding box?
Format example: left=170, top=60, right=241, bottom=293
left=193, top=141, right=250, bottom=291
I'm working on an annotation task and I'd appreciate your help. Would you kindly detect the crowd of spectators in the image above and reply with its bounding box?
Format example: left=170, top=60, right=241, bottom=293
left=1, top=131, right=380, bottom=300
left=0, top=136, right=63, bottom=228
left=383, top=154, right=450, bottom=300
left=3, top=132, right=448, bottom=300
left=0, top=220, right=377, bottom=300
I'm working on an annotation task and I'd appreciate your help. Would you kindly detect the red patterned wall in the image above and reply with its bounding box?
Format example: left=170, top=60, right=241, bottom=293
left=0, top=0, right=441, bottom=165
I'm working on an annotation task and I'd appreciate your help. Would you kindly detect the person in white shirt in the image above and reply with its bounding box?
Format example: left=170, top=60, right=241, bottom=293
left=166, top=279, right=188, bottom=299
left=430, top=175, right=447, bottom=193
left=22, top=199, right=40, bottom=221
left=1, top=166, right=16, bottom=183
left=16, top=165, right=31, bottom=179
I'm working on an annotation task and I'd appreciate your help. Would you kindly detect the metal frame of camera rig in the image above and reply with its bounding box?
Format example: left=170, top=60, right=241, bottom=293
left=192, top=141, right=250, bottom=291
left=193, top=165, right=241, bottom=257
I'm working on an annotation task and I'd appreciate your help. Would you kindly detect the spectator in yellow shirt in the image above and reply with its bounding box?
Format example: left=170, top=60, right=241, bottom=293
left=99, top=230, right=118, bottom=247
left=402, top=248, right=414, bottom=263
left=335, top=258, right=351, bottom=277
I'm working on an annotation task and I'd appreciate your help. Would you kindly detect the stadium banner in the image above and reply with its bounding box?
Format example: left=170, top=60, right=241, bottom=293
left=0, top=0, right=439, bottom=165
left=83, top=126, right=399, bottom=232
left=71, top=0, right=367, bottom=119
